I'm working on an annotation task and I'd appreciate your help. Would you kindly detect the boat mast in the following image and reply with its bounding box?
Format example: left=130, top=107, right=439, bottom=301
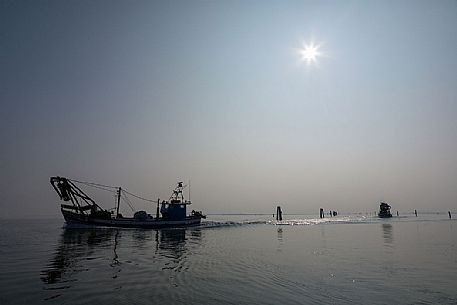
left=116, top=187, right=121, bottom=218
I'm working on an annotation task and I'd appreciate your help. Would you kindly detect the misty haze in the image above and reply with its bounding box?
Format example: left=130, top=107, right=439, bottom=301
left=1, top=1, right=456, bottom=304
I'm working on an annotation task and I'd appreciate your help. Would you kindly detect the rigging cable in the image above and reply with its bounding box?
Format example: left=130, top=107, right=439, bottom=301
left=121, top=192, right=135, bottom=212
left=68, top=178, right=158, bottom=203
left=69, top=179, right=117, bottom=189
left=122, top=189, right=158, bottom=203
left=69, top=179, right=117, bottom=193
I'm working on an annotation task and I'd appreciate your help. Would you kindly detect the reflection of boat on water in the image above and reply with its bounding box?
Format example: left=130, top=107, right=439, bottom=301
left=50, top=176, right=205, bottom=228
left=378, top=202, right=393, bottom=218
left=381, top=223, right=393, bottom=244
left=41, top=227, right=194, bottom=286
left=41, top=228, right=118, bottom=284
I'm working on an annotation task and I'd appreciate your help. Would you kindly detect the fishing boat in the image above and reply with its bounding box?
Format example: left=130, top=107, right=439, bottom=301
left=50, top=176, right=205, bottom=228
left=378, top=202, right=393, bottom=218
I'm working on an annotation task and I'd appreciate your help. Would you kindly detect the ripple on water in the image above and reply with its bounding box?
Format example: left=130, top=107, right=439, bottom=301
left=1, top=217, right=456, bottom=305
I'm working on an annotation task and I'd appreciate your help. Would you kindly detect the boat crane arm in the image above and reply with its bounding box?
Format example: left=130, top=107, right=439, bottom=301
left=51, top=176, right=160, bottom=214
left=50, top=176, right=105, bottom=214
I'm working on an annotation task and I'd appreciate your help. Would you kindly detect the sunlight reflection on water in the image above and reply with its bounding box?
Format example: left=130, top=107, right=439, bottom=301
left=0, top=215, right=456, bottom=305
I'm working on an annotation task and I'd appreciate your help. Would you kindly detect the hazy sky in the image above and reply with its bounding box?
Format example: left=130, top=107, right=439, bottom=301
left=1, top=0, right=456, bottom=218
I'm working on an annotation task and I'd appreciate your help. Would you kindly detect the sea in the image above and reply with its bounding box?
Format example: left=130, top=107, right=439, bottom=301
left=0, top=214, right=456, bottom=305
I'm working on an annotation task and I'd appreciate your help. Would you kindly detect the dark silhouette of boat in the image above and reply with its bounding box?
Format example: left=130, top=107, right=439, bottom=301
left=378, top=202, right=393, bottom=218
left=50, top=176, right=205, bottom=228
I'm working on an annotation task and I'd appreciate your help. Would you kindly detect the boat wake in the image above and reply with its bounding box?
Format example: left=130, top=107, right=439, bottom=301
left=200, top=215, right=375, bottom=228
left=267, top=216, right=372, bottom=226
left=199, top=219, right=268, bottom=228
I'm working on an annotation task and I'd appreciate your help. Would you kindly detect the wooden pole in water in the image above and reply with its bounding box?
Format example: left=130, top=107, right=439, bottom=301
left=415, top=209, right=417, bottom=217
left=276, top=206, right=282, bottom=221
left=449, top=211, right=452, bottom=219
left=396, top=211, right=399, bottom=217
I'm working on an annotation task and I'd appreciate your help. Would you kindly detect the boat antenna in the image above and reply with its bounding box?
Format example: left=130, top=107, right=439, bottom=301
left=189, top=179, right=191, bottom=202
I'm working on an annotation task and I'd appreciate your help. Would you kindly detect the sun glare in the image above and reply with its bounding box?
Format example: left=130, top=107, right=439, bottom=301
left=299, top=43, right=320, bottom=64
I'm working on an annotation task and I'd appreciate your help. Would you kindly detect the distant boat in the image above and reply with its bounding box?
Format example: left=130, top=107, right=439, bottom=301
left=50, top=176, right=205, bottom=228
left=378, top=202, right=393, bottom=218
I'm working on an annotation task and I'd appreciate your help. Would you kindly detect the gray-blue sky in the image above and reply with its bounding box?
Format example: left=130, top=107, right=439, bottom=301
left=1, top=0, right=456, bottom=218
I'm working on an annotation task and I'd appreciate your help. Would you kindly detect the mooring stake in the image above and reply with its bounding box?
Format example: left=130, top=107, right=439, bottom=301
left=276, top=206, right=282, bottom=221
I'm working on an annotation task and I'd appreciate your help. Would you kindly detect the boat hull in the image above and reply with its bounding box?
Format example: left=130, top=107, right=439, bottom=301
left=61, top=209, right=202, bottom=228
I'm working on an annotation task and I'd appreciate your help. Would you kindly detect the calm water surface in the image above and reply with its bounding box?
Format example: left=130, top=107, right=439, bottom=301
left=0, top=215, right=456, bottom=304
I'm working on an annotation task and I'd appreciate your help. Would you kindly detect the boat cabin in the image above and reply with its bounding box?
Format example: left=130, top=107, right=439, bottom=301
left=378, top=202, right=392, bottom=218
left=160, top=202, right=190, bottom=220
left=160, top=182, right=192, bottom=221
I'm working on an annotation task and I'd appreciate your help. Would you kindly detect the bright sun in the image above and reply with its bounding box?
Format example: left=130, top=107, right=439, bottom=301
left=299, top=43, right=320, bottom=64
